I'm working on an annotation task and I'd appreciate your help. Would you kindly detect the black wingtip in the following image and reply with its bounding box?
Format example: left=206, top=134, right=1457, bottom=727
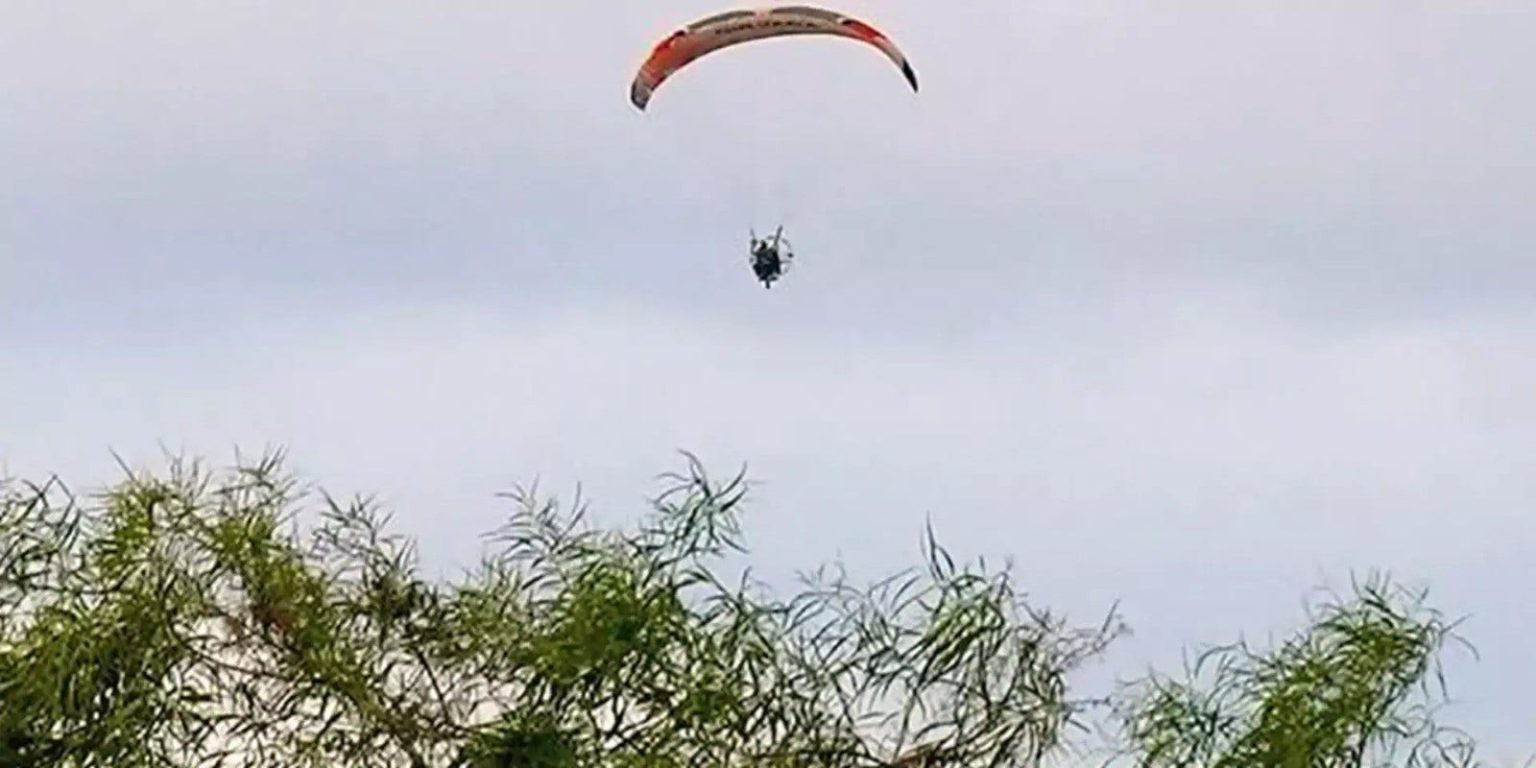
left=901, top=60, right=919, bottom=92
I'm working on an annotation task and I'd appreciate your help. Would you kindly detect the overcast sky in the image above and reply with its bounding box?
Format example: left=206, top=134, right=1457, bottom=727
left=4, top=0, right=1534, bottom=759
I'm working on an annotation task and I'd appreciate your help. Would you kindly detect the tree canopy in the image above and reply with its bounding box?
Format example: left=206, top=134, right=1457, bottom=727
left=0, top=452, right=1491, bottom=767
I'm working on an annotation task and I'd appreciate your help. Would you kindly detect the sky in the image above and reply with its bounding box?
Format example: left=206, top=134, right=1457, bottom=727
left=3, top=0, right=1535, bottom=760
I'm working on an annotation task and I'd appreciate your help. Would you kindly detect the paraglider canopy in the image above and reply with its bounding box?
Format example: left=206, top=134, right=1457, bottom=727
left=629, top=6, right=919, bottom=111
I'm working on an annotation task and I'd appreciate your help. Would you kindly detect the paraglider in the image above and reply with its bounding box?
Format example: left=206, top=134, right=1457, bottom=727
left=749, top=227, right=793, bottom=288
left=628, top=6, right=919, bottom=112
left=629, top=6, right=919, bottom=287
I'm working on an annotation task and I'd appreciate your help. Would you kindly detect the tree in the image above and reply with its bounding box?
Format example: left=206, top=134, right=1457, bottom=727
left=1111, top=575, right=1483, bottom=768
left=0, top=452, right=1121, bottom=768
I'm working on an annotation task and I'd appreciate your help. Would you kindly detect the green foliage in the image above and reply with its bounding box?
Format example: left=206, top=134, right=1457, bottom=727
left=1, top=452, right=1494, bottom=766
left=1113, top=575, right=1482, bottom=768
left=0, top=453, right=1122, bottom=767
